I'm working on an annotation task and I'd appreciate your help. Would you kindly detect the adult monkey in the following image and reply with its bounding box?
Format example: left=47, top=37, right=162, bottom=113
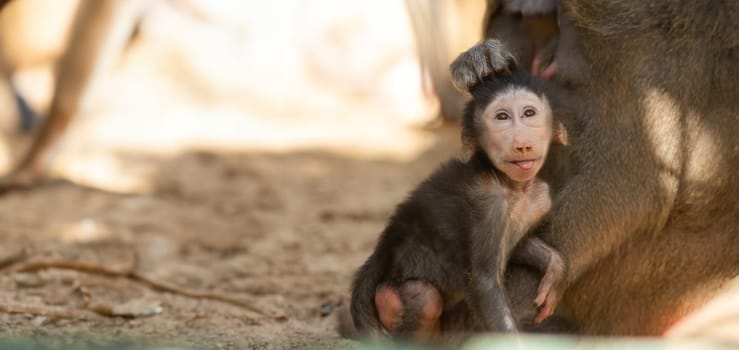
left=526, top=0, right=738, bottom=335
left=404, top=0, right=563, bottom=122
left=0, top=0, right=148, bottom=192
left=384, top=0, right=739, bottom=338
left=404, top=0, right=486, bottom=122
left=0, top=0, right=216, bottom=193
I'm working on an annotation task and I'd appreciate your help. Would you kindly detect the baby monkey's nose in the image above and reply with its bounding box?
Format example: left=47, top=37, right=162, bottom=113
left=514, top=142, right=533, bottom=153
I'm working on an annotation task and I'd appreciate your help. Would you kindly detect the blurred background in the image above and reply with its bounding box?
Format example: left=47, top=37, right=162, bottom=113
left=0, top=1, right=484, bottom=348
left=0, top=0, right=485, bottom=191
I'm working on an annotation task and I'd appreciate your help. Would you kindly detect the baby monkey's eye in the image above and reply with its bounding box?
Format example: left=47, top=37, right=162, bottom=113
left=523, top=108, right=536, bottom=117
left=495, top=112, right=510, bottom=120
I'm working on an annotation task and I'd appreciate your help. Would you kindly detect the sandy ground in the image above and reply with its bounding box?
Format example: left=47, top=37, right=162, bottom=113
left=0, top=128, right=460, bottom=349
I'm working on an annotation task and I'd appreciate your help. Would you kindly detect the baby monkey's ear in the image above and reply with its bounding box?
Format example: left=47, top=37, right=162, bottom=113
left=553, top=121, right=568, bottom=145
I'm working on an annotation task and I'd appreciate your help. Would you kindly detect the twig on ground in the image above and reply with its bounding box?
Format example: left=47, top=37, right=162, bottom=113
left=0, top=249, right=27, bottom=269
left=0, top=303, right=89, bottom=319
left=2, top=256, right=285, bottom=321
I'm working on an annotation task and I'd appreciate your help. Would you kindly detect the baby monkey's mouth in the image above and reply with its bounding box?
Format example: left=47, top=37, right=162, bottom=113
left=507, top=158, right=540, bottom=171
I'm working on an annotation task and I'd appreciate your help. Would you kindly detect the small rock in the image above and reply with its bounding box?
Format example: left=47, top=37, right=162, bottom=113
left=31, top=316, right=47, bottom=326
left=89, top=297, right=163, bottom=317
left=14, top=273, right=45, bottom=288
left=319, top=300, right=340, bottom=317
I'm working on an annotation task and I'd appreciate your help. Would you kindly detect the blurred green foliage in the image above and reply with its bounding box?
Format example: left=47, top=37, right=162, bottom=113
left=358, top=335, right=737, bottom=350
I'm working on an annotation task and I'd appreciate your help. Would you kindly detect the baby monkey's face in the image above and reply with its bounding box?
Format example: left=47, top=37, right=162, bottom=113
left=478, top=88, right=553, bottom=183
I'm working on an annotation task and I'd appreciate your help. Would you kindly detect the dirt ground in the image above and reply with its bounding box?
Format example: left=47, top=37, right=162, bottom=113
left=0, top=126, right=461, bottom=350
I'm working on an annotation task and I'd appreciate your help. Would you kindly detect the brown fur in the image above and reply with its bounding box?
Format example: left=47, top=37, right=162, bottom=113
left=348, top=74, right=568, bottom=342
left=550, top=0, right=738, bottom=335
left=483, top=0, right=558, bottom=73
left=461, top=0, right=739, bottom=335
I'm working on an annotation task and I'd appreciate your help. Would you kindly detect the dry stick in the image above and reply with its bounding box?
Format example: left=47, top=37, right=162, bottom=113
left=0, top=303, right=88, bottom=319
left=4, top=258, right=284, bottom=321
left=130, top=272, right=283, bottom=319
left=0, top=249, right=27, bottom=269
left=9, top=259, right=132, bottom=277
left=79, top=285, right=162, bottom=317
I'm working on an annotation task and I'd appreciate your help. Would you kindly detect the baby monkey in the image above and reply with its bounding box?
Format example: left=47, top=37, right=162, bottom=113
left=349, top=70, right=568, bottom=341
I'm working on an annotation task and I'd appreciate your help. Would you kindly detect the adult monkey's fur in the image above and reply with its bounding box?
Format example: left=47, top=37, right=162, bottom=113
left=456, top=0, right=739, bottom=335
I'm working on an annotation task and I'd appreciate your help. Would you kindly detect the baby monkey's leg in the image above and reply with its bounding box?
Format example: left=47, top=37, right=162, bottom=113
left=512, top=237, right=566, bottom=324
left=375, top=281, right=443, bottom=341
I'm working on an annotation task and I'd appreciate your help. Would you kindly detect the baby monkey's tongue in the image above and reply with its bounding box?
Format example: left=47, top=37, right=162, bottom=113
left=513, top=160, right=535, bottom=170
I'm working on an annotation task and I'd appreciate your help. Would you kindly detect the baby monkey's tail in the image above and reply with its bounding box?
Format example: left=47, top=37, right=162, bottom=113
left=345, top=251, right=389, bottom=340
